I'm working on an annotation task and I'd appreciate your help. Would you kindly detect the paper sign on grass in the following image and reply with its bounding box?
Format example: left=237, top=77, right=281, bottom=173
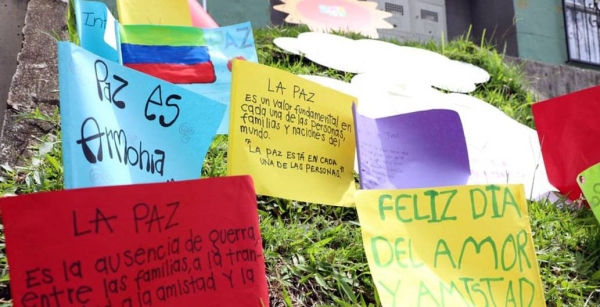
left=120, top=22, right=259, bottom=134
left=119, top=25, right=217, bottom=84
left=0, top=176, right=269, bottom=307
left=74, top=0, right=120, bottom=63
left=354, top=108, right=470, bottom=189
left=59, top=42, right=225, bottom=189
left=532, top=85, right=600, bottom=201
left=356, top=184, right=545, bottom=307
left=179, top=22, right=259, bottom=134
left=116, top=0, right=192, bottom=26
left=578, top=163, right=600, bottom=221
left=228, top=60, right=356, bottom=206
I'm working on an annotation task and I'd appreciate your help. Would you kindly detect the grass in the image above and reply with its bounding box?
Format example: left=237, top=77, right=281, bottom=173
left=0, top=4, right=598, bottom=306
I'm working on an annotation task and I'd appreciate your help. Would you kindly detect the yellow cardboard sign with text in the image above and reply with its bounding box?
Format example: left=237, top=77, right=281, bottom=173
left=116, top=0, right=192, bottom=26
left=228, top=60, right=356, bottom=206
left=356, top=184, right=546, bottom=307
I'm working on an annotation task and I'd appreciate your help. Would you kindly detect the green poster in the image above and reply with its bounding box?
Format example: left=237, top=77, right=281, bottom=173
left=577, top=163, right=600, bottom=222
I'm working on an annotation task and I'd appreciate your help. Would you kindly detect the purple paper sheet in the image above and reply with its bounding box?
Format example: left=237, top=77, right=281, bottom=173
left=354, top=108, right=471, bottom=189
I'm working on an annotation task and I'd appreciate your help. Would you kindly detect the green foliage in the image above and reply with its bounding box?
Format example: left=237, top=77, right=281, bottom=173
left=67, top=0, right=79, bottom=45
left=530, top=200, right=600, bottom=306
left=1, top=7, right=598, bottom=305
left=0, top=107, right=63, bottom=195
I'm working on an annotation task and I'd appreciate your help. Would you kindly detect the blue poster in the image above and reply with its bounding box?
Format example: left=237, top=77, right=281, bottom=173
left=58, top=42, right=226, bottom=189
left=73, top=0, right=120, bottom=63
left=180, top=22, right=259, bottom=134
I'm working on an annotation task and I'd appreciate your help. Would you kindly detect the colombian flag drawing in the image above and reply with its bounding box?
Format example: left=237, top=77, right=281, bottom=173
left=120, top=25, right=216, bottom=84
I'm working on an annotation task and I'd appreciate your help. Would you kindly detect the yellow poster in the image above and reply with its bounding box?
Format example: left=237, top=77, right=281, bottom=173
left=356, top=184, right=546, bottom=307
left=228, top=60, right=357, bottom=206
left=116, top=0, right=192, bottom=26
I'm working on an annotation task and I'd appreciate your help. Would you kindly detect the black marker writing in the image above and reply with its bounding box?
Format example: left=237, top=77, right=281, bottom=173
left=76, top=117, right=166, bottom=176
left=145, top=85, right=181, bottom=128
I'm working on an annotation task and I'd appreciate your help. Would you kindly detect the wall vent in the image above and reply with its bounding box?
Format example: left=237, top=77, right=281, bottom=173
left=385, top=2, right=404, bottom=15
left=420, top=9, right=438, bottom=22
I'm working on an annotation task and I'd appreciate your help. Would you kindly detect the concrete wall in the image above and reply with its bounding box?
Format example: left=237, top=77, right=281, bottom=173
left=1, top=0, right=67, bottom=166
left=0, top=0, right=29, bottom=121
left=507, top=56, right=600, bottom=101
left=513, top=0, right=568, bottom=65
left=206, top=0, right=271, bottom=28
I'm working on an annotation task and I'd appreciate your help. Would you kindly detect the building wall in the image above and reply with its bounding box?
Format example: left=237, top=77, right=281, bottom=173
left=513, top=0, right=568, bottom=65
left=444, top=0, right=519, bottom=57
left=470, top=0, right=519, bottom=57
left=96, top=0, right=273, bottom=28
left=445, top=0, right=471, bottom=39
left=101, top=0, right=117, bottom=16
left=207, top=0, right=271, bottom=28
left=270, top=0, right=287, bottom=25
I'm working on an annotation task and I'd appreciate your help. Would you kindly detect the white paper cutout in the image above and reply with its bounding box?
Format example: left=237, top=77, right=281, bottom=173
left=278, top=33, right=489, bottom=93
left=274, top=37, right=301, bottom=55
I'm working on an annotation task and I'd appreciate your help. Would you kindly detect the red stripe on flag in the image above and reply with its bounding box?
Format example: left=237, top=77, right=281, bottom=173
left=125, top=62, right=217, bottom=84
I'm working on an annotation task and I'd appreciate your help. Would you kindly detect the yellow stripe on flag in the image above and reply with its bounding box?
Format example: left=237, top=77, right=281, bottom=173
left=116, top=0, right=192, bottom=26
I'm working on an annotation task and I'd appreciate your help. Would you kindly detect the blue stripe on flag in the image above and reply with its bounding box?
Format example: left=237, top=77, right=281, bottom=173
left=121, top=44, right=211, bottom=65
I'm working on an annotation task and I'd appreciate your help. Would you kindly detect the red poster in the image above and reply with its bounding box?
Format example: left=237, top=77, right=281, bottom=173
left=532, top=85, right=600, bottom=201
left=0, top=176, right=269, bottom=307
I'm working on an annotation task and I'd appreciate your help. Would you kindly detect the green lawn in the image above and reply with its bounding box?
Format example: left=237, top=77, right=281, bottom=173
left=0, top=7, right=599, bottom=306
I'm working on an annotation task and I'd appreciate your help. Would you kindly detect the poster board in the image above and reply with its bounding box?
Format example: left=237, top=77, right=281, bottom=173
left=0, top=176, right=269, bottom=307
left=228, top=60, right=357, bottom=206
left=355, top=184, right=546, bottom=306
